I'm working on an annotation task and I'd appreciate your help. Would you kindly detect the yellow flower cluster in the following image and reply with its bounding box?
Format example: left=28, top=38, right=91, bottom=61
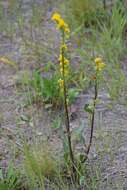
left=58, top=78, right=64, bottom=89
left=58, top=44, right=70, bottom=90
left=51, top=13, right=70, bottom=34
left=52, top=13, right=70, bottom=90
left=95, top=57, right=106, bottom=71
left=60, top=43, right=67, bottom=51
left=59, top=45, right=69, bottom=76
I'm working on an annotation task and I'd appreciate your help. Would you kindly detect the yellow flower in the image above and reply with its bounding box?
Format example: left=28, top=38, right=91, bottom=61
left=51, top=13, right=61, bottom=22
left=64, top=27, right=70, bottom=33
left=95, top=57, right=102, bottom=64
left=60, top=68, right=69, bottom=76
left=60, top=44, right=67, bottom=51
left=58, top=79, right=64, bottom=89
left=59, top=54, right=69, bottom=65
left=64, top=58, right=69, bottom=65
left=57, top=19, right=70, bottom=34
left=94, top=57, right=106, bottom=71
left=59, top=51, right=69, bottom=76
left=51, top=12, right=70, bottom=34
left=60, top=58, right=69, bottom=66
left=59, top=54, right=62, bottom=61
left=60, top=68, right=63, bottom=74
left=64, top=69, right=69, bottom=76
left=57, top=18, right=65, bottom=28
left=96, top=62, right=106, bottom=71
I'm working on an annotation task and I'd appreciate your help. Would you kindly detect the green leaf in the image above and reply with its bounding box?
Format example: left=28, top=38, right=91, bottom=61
left=51, top=117, right=61, bottom=129
left=79, top=175, right=85, bottom=185
left=72, top=121, right=85, bottom=144
left=20, top=114, right=30, bottom=122
left=68, top=88, right=79, bottom=104
left=79, top=154, right=86, bottom=163
left=84, top=104, right=93, bottom=114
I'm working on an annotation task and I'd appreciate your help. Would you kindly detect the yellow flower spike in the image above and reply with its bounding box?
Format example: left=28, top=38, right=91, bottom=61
left=94, top=57, right=106, bottom=71
left=58, top=78, right=64, bottom=89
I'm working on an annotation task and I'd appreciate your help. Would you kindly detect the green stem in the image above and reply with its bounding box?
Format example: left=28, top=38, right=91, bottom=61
left=103, top=0, right=106, bottom=9
left=83, top=73, right=98, bottom=162
left=61, top=31, right=75, bottom=176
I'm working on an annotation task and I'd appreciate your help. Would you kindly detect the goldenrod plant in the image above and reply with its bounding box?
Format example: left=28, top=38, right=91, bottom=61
left=83, top=57, right=106, bottom=162
left=52, top=13, right=76, bottom=179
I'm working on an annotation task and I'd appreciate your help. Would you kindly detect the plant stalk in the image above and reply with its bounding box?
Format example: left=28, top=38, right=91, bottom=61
left=83, top=75, right=98, bottom=162
left=103, top=0, right=106, bottom=9
left=61, top=31, right=76, bottom=177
